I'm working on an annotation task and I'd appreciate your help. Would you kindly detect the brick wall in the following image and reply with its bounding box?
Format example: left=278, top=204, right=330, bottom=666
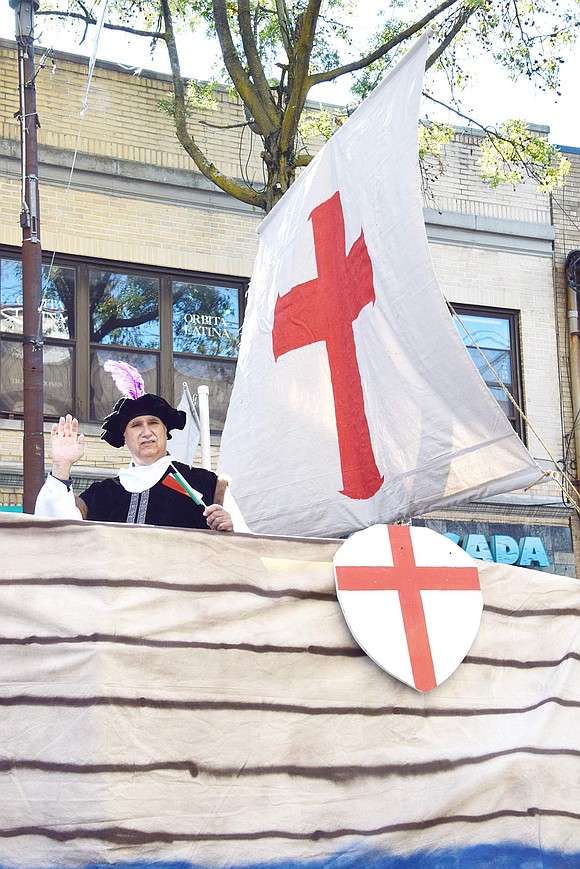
left=424, top=129, right=552, bottom=224
left=0, top=42, right=267, bottom=179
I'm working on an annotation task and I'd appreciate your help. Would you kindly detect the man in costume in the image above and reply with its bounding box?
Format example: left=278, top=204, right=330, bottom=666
left=35, top=377, right=245, bottom=532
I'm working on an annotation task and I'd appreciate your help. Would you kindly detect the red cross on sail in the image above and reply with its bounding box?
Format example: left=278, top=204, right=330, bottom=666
left=334, top=525, right=483, bottom=691
left=272, top=191, right=383, bottom=500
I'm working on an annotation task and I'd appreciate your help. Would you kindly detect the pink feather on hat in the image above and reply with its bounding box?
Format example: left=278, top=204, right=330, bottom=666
left=103, top=360, right=145, bottom=400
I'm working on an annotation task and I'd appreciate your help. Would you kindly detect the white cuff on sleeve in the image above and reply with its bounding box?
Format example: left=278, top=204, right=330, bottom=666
left=34, top=474, right=83, bottom=520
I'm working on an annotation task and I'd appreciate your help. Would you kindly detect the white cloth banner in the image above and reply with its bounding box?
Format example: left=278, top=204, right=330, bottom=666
left=218, top=32, right=541, bottom=538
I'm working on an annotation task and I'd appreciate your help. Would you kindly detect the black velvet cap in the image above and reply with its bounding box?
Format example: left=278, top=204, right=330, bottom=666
left=100, top=393, right=186, bottom=448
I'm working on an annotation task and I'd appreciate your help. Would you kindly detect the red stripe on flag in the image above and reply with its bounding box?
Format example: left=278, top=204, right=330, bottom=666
left=162, top=475, right=189, bottom=497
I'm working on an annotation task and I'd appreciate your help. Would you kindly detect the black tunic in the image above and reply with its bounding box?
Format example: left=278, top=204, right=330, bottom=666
left=80, top=462, right=218, bottom=529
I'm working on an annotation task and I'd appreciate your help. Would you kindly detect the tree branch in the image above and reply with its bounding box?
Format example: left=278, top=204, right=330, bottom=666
left=275, top=0, right=294, bottom=60
left=212, top=0, right=278, bottom=137
left=306, top=0, right=461, bottom=87
left=161, top=0, right=264, bottom=210
left=425, top=92, right=498, bottom=134
left=424, top=92, right=556, bottom=187
left=93, top=311, right=157, bottom=343
left=425, top=3, right=478, bottom=70
left=237, top=0, right=279, bottom=123
left=279, top=0, right=322, bottom=163
left=37, top=9, right=163, bottom=39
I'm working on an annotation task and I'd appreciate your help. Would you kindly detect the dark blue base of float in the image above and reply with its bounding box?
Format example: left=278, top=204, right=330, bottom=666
left=5, top=844, right=579, bottom=869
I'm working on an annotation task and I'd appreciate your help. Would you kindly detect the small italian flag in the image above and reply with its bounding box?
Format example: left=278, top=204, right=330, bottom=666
left=162, top=467, right=206, bottom=506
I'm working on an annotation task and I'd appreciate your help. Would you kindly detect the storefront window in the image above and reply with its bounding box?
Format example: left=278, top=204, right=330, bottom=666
left=90, top=348, right=159, bottom=422
left=1, top=259, right=75, bottom=339
left=173, top=355, right=237, bottom=431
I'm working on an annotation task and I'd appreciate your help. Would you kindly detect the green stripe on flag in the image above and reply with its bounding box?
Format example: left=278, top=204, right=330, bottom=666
left=170, top=467, right=206, bottom=506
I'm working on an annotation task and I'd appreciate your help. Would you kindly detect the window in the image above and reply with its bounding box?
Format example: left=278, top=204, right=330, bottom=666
left=89, top=268, right=161, bottom=422
left=452, top=304, right=524, bottom=439
left=0, top=251, right=246, bottom=431
left=0, top=259, right=76, bottom=417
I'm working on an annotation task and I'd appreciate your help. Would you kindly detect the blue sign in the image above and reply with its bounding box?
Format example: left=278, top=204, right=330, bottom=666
left=443, top=533, right=550, bottom=567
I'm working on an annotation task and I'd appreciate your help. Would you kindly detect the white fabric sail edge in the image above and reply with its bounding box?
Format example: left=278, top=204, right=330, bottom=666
left=218, top=32, right=543, bottom=539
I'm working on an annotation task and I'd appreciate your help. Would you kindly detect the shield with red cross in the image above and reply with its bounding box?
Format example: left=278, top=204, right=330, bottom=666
left=334, top=524, right=483, bottom=692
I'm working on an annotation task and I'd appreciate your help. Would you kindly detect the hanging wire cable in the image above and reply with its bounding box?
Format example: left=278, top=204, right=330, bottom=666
left=81, top=0, right=109, bottom=117
left=39, top=0, right=110, bottom=334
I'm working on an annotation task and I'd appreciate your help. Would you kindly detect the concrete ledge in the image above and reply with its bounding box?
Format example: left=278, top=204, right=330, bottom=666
left=424, top=208, right=554, bottom=255
left=0, top=139, right=264, bottom=219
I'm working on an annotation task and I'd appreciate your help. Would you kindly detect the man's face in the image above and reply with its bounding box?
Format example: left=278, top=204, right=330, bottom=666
left=123, top=415, right=168, bottom=466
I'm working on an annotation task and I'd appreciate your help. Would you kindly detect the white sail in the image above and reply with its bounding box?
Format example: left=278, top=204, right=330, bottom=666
left=218, top=33, right=541, bottom=538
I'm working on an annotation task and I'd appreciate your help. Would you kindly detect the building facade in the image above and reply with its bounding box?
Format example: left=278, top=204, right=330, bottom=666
left=0, top=38, right=577, bottom=575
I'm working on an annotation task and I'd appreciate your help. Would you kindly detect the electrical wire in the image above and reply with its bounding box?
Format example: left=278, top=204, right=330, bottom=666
left=40, top=0, right=110, bottom=320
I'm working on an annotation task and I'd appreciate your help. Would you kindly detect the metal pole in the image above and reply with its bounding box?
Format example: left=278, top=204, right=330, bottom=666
left=197, top=385, right=211, bottom=470
left=10, top=0, right=44, bottom=512
left=565, top=252, right=580, bottom=487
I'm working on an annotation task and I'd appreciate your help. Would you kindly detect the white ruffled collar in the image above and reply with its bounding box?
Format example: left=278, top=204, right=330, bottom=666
left=118, top=454, right=175, bottom=493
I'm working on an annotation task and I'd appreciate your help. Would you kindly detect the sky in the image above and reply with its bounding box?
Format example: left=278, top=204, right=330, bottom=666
left=1, top=3, right=579, bottom=149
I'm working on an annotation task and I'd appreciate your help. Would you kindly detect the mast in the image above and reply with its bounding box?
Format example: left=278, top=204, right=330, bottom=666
left=9, top=0, right=45, bottom=512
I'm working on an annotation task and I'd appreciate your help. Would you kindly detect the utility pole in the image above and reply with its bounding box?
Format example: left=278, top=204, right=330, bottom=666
left=10, top=0, right=45, bottom=513
left=565, top=250, right=580, bottom=488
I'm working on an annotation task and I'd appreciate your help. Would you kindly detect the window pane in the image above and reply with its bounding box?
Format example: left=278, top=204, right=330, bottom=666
left=0, top=339, right=24, bottom=411
left=42, top=265, right=75, bottom=339
left=0, top=259, right=75, bottom=339
left=0, top=259, right=23, bottom=335
left=172, top=281, right=240, bottom=357
left=44, top=344, right=75, bottom=415
left=454, top=313, right=510, bottom=350
left=91, top=348, right=158, bottom=422
left=90, top=270, right=160, bottom=349
left=488, top=384, right=516, bottom=420
left=466, top=347, right=512, bottom=386
left=0, top=338, right=73, bottom=417
left=174, top=356, right=236, bottom=431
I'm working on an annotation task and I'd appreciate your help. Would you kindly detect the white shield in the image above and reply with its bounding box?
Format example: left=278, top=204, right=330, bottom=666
left=334, top=524, right=483, bottom=692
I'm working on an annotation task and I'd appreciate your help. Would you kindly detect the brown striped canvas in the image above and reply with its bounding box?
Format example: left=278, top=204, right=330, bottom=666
left=0, top=512, right=578, bottom=869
